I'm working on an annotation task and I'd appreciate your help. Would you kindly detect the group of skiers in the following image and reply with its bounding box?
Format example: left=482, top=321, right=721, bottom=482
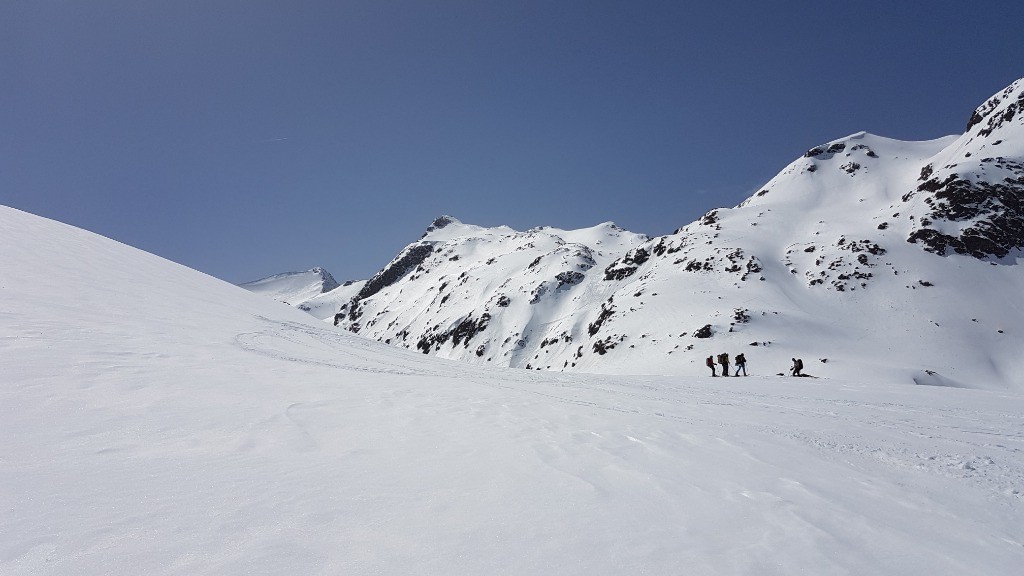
left=706, top=352, right=746, bottom=377
left=704, top=354, right=805, bottom=377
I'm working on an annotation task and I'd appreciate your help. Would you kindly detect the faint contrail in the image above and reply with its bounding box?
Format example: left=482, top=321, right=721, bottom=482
left=256, top=137, right=289, bottom=143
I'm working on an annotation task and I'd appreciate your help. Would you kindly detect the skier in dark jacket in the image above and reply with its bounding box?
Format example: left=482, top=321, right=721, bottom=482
left=790, top=358, right=804, bottom=376
left=734, top=353, right=747, bottom=376
left=706, top=355, right=717, bottom=377
left=718, top=353, right=730, bottom=377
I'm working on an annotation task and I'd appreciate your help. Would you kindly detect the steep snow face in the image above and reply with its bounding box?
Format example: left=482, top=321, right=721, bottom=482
left=324, top=78, right=1024, bottom=390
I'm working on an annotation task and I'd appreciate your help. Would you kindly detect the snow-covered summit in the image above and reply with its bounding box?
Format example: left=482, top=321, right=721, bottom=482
left=332, top=216, right=647, bottom=365
left=898, top=79, right=1024, bottom=260
left=239, top=266, right=340, bottom=304
left=965, top=77, right=1024, bottom=139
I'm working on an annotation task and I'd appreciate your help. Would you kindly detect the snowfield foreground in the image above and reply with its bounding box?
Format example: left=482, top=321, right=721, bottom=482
left=2, top=204, right=1023, bottom=575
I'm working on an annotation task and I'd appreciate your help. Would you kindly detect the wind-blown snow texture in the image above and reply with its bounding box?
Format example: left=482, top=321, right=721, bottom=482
left=2, top=204, right=1024, bottom=575
left=313, top=79, right=1024, bottom=391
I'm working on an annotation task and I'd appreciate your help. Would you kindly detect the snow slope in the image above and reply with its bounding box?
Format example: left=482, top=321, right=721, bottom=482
left=325, top=79, right=1024, bottom=391
left=239, top=267, right=341, bottom=305
left=3, top=206, right=1024, bottom=574
left=239, top=267, right=364, bottom=321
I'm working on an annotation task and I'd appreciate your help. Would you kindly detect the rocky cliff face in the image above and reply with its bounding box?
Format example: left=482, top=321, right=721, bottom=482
left=905, top=79, right=1024, bottom=260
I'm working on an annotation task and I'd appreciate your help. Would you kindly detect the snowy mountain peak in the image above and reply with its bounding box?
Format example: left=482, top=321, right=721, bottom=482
left=901, top=78, right=1024, bottom=260
left=239, top=267, right=340, bottom=305
left=310, top=267, right=340, bottom=291
left=965, top=77, right=1024, bottom=138
left=424, top=214, right=460, bottom=234
left=419, top=215, right=497, bottom=242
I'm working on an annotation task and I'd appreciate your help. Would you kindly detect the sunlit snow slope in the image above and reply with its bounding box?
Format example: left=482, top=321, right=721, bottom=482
left=239, top=267, right=362, bottom=320
left=3, top=205, right=1024, bottom=575
left=239, top=267, right=340, bottom=305
left=322, top=79, right=1024, bottom=391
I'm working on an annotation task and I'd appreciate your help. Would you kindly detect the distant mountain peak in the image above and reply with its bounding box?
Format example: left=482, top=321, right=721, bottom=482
left=311, top=267, right=340, bottom=293
left=240, top=267, right=340, bottom=304
left=422, top=215, right=461, bottom=237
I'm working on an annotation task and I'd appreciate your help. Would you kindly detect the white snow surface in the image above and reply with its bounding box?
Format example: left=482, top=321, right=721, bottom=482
left=3, top=204, right=1024, bottom=575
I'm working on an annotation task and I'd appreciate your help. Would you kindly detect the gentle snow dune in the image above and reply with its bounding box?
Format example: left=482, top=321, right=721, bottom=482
left=2, top=204, right=1024, bottom=575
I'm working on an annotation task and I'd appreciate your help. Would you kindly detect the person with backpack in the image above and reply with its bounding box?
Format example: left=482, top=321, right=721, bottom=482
left=706, top=355, right=717, bottom=377
left=790, top=358, right=804, bottom=376
left=718, top=352, right=730, bottom=377
left=734, top=353, right=747, bottom=376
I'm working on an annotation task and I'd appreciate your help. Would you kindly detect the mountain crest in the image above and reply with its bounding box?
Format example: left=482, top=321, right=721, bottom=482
left=239, top=267, right=341, bottom=305
left=311, top=267, right=341, bottom=293
left=422, top=215, right=461, bottom=237
left=965, top=78, right=1023, bottom=137
left=905, top=78, right=1024, bottom=259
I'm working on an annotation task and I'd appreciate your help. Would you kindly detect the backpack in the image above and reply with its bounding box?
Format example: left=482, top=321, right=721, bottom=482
left=719, top=353, right=728, bottom=364
left=706, top=356, right=714, bottom=367
left=736, top=353, right=745, bottom=364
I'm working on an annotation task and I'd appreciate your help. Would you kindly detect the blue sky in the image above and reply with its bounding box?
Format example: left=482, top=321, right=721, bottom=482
left=3, top=1, right=1022, bottom=283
